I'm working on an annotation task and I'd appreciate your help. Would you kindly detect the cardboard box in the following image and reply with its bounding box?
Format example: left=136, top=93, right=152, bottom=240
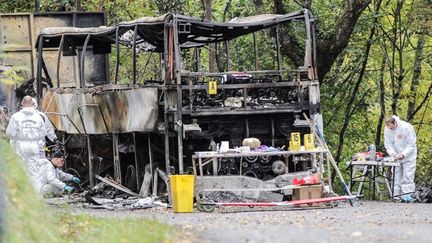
left=293, top=185, right=322, bottom=201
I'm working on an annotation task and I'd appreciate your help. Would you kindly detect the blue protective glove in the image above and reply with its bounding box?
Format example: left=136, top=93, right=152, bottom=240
left=72, top=177, right=81, bottom=184
left=402, top=195, right=414, bottom=203
left=64, top=185, right=74, bottom=193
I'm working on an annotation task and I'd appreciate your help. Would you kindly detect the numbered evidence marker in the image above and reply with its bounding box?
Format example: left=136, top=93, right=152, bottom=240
left=290, top=132, right=301, bottom=151
left=304, top=134, right=314, bottom=150
left=208, top=81, right=217, bottom=95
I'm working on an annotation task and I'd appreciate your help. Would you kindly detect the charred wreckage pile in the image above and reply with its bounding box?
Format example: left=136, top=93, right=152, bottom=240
left=27, top=9, right=332, bottom=208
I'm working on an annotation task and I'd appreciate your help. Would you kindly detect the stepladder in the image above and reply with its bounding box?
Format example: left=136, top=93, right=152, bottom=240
left=348, top=160, right=400, bottom=200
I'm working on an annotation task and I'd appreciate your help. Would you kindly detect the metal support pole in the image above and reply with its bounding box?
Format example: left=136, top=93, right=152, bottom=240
left=114, top=26, right=120, bottom=84
left=132, top=24, right=138, bottom=85
left=275, top=26, right=282, bottom=80
left=311, top=19, right=318, bottom=79
left=245, top=119, right=249, bottom=137
left=164, top=112, right=170, bottom=175
left=113, top=133, right=122, bottom=183
left=36, top=36, right=43, bottom=103
left=271, top=118, right=275, bottom=147
left=304, top=10, right=314, bottom=79
left=242, top=88, right=247, bottom=108
left=148, top=134, right=154, bottom=180
left=194, top=47, right=199, bottom=72
left=326, top=153, right=333, bottom=191
left=163, top=17, right=171, bottom=176
left=80, top=34, right=91, bottom=88
left=253, top=32, right=259, bottom=71
left=225, top=41, right=230, bottom=71
left=56, top=35, right=65, bottom=88
left=173, top=17, right=184, bottom=174
left=87, top=136, right=95, bottom=187
left=133, top=132, right=140, bottom=190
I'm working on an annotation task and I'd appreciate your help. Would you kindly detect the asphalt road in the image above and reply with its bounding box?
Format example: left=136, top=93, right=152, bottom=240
left=68, top=201, right=432, bottom=243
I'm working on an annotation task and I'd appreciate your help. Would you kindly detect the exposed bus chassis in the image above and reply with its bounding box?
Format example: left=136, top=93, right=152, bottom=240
left=35, top=9, right=322, bottom=200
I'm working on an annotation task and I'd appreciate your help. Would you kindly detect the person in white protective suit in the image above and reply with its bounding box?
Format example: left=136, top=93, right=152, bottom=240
left=38, top=151, right=80, bottom=197
left=32, top=98, right=58, bottom=158
left=384, top=115, right=417, bottom=202
left=6, top=96, right=47, bottom=190
left=0, top=106, right=8, bottom=137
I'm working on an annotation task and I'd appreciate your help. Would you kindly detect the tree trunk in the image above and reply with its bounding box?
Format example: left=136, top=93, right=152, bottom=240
left=35, top=0, right=40, bottom=12
left=253, top=0, right=263, bottom=14
left=333, top=0, right=382, bottom=180
left=406, top=32, right=425, bottom=121
left=375, top=55, right=387, bottom=147
left=390, top=0, right=404, bottom=115
left=76, top=0, right=82, bottom=11
left=271, top=0, right=372, bottom=82
left=203, top=0, right=217, bottom=72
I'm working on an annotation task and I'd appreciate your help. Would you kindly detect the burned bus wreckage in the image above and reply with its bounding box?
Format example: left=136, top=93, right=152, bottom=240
left=34, top=9, right=327, bottom=205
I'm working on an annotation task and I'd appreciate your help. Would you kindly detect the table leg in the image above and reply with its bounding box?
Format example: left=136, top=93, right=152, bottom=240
left=350, top=163, right=353, bottom=193
left=373, top=165, right=376, bottom=200
left=199, top=158, right=204, bottom=178
left=239, top=157, right=243, bottom=176
left=326, top=153, right=332, bottom=191
left=392, top=166, right=395, bottom=197
left=192, top=158, right=196, bottom=176
left=212, top=157, right=218, bottom=175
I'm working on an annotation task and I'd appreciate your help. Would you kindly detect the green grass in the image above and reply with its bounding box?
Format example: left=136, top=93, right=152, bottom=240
left=1, top=139, right=172, bottom=242
left=58, top=212, right=172, bottom=243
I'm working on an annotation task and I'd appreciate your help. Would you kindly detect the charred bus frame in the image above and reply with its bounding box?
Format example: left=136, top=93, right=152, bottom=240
left=35, top=9, right=322, bottom=195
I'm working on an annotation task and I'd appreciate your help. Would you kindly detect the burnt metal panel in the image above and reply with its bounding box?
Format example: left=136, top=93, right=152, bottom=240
left=0, top=12, right=106, bottom=112
left=41, top=87, right=159, bottom=134
left=36, top=11, right=308, bottom=53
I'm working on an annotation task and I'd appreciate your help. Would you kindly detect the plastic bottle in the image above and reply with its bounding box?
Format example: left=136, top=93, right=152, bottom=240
left=369, top=144, right=376, bottom=161
left=209, top=140, right=217, bottom=151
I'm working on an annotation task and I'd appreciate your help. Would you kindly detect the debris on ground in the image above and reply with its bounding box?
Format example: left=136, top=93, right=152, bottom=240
left=413, top=184, right=432, bottom=203
left=45, top=175, right=169, bottom=210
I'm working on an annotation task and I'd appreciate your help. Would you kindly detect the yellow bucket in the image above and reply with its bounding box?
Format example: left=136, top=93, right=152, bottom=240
left=170, top=175, right=195, bottom=213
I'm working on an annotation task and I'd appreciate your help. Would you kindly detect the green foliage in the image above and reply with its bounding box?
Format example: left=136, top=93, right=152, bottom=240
left=0, top=0, right=33, bottom=12
left=0, top=139, right=172, bottom=242
left=0, top=53, right=26, bottom=85
left=321, top=0, right=432, bottom=185
left=1, top=139, right=62, bottom=243
left=153, top=0, right=186, bottom=14
left=58, top=212, right=172, bottom=242
left=82, top=0, right=159, bottom=24
left=311, top=0, right=345, bottom=39
left=1, top=0, right=431, bottom=186
left=40, top=0, right=75, bottom=11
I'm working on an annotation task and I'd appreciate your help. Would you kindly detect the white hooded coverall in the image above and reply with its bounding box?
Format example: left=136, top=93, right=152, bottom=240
left=6, top=107, right=47, bottom=189
left=384, top=115, right=417, bottom=196
left=38, top=158, right=73, bottom=195
left=32, top=98, right=57, bottom=157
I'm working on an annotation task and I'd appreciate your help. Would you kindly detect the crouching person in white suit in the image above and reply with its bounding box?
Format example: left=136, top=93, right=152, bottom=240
left=39, top=151, right=80, bottom=197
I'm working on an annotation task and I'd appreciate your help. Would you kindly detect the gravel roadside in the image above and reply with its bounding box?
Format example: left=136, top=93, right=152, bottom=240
left=67, top=201, right=432, bottom=243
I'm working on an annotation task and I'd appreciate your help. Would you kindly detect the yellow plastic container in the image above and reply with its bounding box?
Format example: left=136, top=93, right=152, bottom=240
left=290, top=132, right=301, bottom=151
left=170, top=175, right=195, bottom=213
left=304, top=134, right=315, bottom=150
left=208, top=81, right=217, bottom=95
